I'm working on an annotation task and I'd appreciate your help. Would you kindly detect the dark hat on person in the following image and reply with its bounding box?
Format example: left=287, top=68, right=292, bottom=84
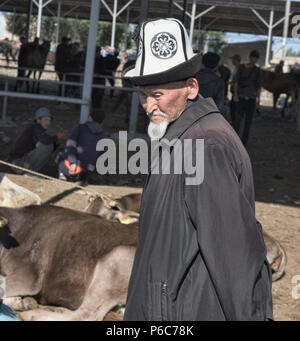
left=250, top=49, right=260, bottom=58
left=62, top=36, right=71, bottom=43
left=123, top=18, right=202, bottom=86
left=230, top=54, right=241, bottom=62
left=90, top=111, right=104, bottom=124
left=202, top=52, right=220, bottom=69
left=34, top=107, right=52, bottom=120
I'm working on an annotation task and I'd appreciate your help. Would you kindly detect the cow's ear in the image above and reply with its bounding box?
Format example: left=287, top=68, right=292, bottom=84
left=0, top=216, right=8, bottom=229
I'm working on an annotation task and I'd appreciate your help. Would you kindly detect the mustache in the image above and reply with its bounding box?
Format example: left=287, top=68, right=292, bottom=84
left=147, top=111, right=168, bottom=118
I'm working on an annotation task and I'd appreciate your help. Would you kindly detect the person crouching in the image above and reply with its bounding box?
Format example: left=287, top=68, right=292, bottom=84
left=9, top=107, right=66, bottom=175
left=56, top=112, right=106, bottom=186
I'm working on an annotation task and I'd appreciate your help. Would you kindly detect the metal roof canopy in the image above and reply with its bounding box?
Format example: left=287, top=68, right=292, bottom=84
left=0, top=0, right=299, bottom=36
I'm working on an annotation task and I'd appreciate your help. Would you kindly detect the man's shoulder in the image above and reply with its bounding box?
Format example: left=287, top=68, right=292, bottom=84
left=21, top=123, right=36, bottom=134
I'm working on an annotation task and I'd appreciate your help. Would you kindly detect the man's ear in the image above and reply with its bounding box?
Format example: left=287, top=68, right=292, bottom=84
left=186, top=77, right=199, bottom=100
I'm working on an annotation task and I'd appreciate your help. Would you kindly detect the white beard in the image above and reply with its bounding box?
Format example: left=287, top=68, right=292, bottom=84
left=147, top=111, right=169, bottom=141
left=147, top=120, right=169, bottom=140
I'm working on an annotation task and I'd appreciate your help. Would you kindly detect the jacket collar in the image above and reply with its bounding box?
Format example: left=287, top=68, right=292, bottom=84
left=162, top=97, right=219, bottom=142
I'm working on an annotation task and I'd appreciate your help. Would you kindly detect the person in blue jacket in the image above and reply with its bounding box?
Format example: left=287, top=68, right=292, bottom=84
left=0, top=300, right=19, bottom=321
left=56, top=111, right=106, bottom=185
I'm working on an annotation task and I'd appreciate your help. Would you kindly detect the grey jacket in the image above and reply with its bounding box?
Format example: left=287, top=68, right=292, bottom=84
left=124, top=98, right=273, bottom=321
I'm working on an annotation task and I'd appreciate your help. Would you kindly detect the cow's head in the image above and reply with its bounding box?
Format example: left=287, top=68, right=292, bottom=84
left=85, top=196, right=140, bottom=225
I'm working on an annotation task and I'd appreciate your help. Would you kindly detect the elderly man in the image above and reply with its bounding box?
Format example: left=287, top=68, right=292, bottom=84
left=123, top=18, right=273, bottom=321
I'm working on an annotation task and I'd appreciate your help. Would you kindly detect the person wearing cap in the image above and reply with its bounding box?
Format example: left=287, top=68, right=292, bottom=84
left=229, top=54, right=241, bottom=124
left=195, top=52, right=225, bottom=109
left=9, top=107, right=66, bottom=174
left=233, top=50, right=262, bottom=146
left=123, top=18, right=272, bottom=321
left=55, top=111, right=106, bottom=185
left=55, top=36, right=72, bottom=97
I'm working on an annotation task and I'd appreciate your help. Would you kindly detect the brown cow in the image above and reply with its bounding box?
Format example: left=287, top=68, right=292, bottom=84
left=87, top=193, right=287, bottom=282
left=262, top=69, right=299, bottom=117
left=0, top=205, right=138, bottom=321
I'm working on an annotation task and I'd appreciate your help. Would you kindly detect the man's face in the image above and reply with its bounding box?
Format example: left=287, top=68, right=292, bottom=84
left=138, top=79, right=198, bottom=140
left=138, top=81, right=191, bottom=125
left=232, top=59, right=239, bottom=67
left=249, top=56, right=258, bottom=64
left=37, top=117, right=52, bottom=130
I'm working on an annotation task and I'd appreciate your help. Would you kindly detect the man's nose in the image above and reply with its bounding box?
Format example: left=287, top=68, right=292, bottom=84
left=145, top=97, right=158, bottom=114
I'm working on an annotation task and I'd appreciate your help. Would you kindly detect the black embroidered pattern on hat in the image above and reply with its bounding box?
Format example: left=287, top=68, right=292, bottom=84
left=137, top=37, right=143, bottom=57
left=150, top=32, right=177, bottom=59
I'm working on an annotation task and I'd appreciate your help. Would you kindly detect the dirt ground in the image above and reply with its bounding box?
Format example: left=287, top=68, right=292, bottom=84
left=0, top=62, right=299, bottom=321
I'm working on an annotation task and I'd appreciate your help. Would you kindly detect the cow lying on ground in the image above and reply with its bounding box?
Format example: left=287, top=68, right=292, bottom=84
left=0, top=190, right=287, bottom=321
left=87, top=193, right=287, bottom=282
left=0, top=204, right=138, bottom=321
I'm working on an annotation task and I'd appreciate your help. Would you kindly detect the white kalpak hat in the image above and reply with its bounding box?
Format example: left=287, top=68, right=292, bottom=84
left=124, top=18, right=202, bottom=86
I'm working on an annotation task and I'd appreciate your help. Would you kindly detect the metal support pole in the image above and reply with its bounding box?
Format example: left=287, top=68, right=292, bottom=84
left=139, top=0, right=149, bottom=24
left=111, top=0, right=118, bottom=48
left=11, top=9, right=16, bottom=41
left=282, top=0, right=291, bottom=59
left=26, top=0, right=33, bottom=41
left=80, top=0, right=101, bottom=123
left=168, top=0, right=173, bottom=17
left=74, top=15, right=79, bottom=42
left=2, top=80, right=8, bottom=121
left=182, top=0, right=187, bottom=26
left=61, top=73, right=66, bottom=97
left=265, top=7, right=274, bottom=66
left=124, top=6, right=130, bottom=49
left=129, top=91, right=139, bottom=134
left=36, top=0, right=43, bottom=38
left=189, top=0, right=197, bottom=44
left=55, top=0, right=61, bottom=45
left=197, top=16, right=202, bottom=51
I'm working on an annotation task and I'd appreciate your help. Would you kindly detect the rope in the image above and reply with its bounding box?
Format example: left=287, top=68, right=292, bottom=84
left=0, top=159, right=116, bottom=208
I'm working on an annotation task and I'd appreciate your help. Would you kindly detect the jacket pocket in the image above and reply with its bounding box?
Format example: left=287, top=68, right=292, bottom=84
left=148, top=281, right=169, bottom=321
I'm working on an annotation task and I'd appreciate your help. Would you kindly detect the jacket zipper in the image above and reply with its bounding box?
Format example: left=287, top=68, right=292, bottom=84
left=161, top=282, right=168, bottom=321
